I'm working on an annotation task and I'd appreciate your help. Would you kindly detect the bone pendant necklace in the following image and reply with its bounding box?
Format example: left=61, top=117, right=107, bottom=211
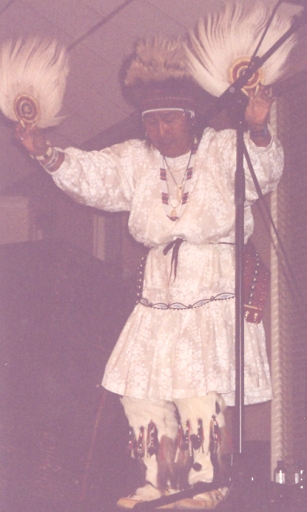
left=176, top=184, right=184, bottom=202
left=163, top=151, right=192, bottom=219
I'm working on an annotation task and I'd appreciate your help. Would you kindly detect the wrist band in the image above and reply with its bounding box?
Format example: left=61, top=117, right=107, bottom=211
left=30, top=141, right=52, bottom=161
left=249, top=125, right=270, bottom=138
left=39, top=147, right=60, bottom=171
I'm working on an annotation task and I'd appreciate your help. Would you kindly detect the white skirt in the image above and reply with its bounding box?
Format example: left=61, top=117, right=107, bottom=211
left=102, top=242, right=272, bottom=406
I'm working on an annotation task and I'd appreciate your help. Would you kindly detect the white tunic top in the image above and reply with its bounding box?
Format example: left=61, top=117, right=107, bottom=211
left=50, top=127, right=284, bottom=406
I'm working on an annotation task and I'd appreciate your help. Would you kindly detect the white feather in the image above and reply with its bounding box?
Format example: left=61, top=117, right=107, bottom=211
left=185, top=1, right=301, bottom=97
left=0, top=38, right=69, bottom=127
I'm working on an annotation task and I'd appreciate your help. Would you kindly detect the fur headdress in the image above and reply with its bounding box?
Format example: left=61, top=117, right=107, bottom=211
left=122, top=35, right=206, bottom=112
left=0, top=37, right=69, bottom=127
left=185, top=1, right=301, bottom=97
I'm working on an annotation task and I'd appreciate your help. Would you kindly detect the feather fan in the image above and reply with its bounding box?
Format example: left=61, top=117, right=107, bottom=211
left=185, top=1, right=302, bottom=97
left=0, top=37, right=69, bottom=127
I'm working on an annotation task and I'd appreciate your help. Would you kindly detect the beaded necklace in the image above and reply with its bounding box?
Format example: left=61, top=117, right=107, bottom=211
left=159, top=140, right=197, bottom=221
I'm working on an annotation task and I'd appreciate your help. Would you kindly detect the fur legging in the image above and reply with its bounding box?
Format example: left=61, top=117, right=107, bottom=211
left=121, top=393, right=226, bottom=492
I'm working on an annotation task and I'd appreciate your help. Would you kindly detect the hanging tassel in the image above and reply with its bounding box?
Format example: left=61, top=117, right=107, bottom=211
left=147, top=421, right=159, bottom=457
left=190, top=418, right=205, bottom=452
left=134, top=426, right=145, bottom=459
left=210, top=415, right=221, bottom=470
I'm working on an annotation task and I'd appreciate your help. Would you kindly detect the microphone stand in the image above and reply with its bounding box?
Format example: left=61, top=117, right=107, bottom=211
left=132, top=8, right=307, bottom=511
left=213, top=89, right=251, bottom=512
left=204, top=8, right=307, bottom=512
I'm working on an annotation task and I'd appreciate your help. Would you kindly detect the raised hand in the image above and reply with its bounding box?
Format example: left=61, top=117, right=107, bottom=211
left=245, top=84, right=275, bottom=129
left=14, top=122, right=50, bottom=157
left=14, top=122, right=64, bottom=171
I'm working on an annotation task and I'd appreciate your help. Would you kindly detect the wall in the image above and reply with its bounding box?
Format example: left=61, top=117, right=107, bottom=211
left=1, top=166, right=94, bottom=256
left=270, top=70, right=307, bottom=480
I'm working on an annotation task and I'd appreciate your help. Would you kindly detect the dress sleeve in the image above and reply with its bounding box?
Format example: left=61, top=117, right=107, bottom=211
left=48, top=139, right=143, bottom=212
left=243, top=128, right=284, bottom=204
left=215, top=127, right=284, bottom=205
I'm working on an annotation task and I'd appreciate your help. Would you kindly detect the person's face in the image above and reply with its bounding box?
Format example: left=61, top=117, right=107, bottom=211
left=142, top=110, right=194, bottom=158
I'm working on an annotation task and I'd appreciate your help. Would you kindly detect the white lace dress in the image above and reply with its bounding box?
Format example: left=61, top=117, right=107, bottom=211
left=50, top=127, right=284, bottom=406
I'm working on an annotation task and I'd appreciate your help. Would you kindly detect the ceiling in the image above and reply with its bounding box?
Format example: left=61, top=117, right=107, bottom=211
left=0, top=0, right=306, bottom=192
